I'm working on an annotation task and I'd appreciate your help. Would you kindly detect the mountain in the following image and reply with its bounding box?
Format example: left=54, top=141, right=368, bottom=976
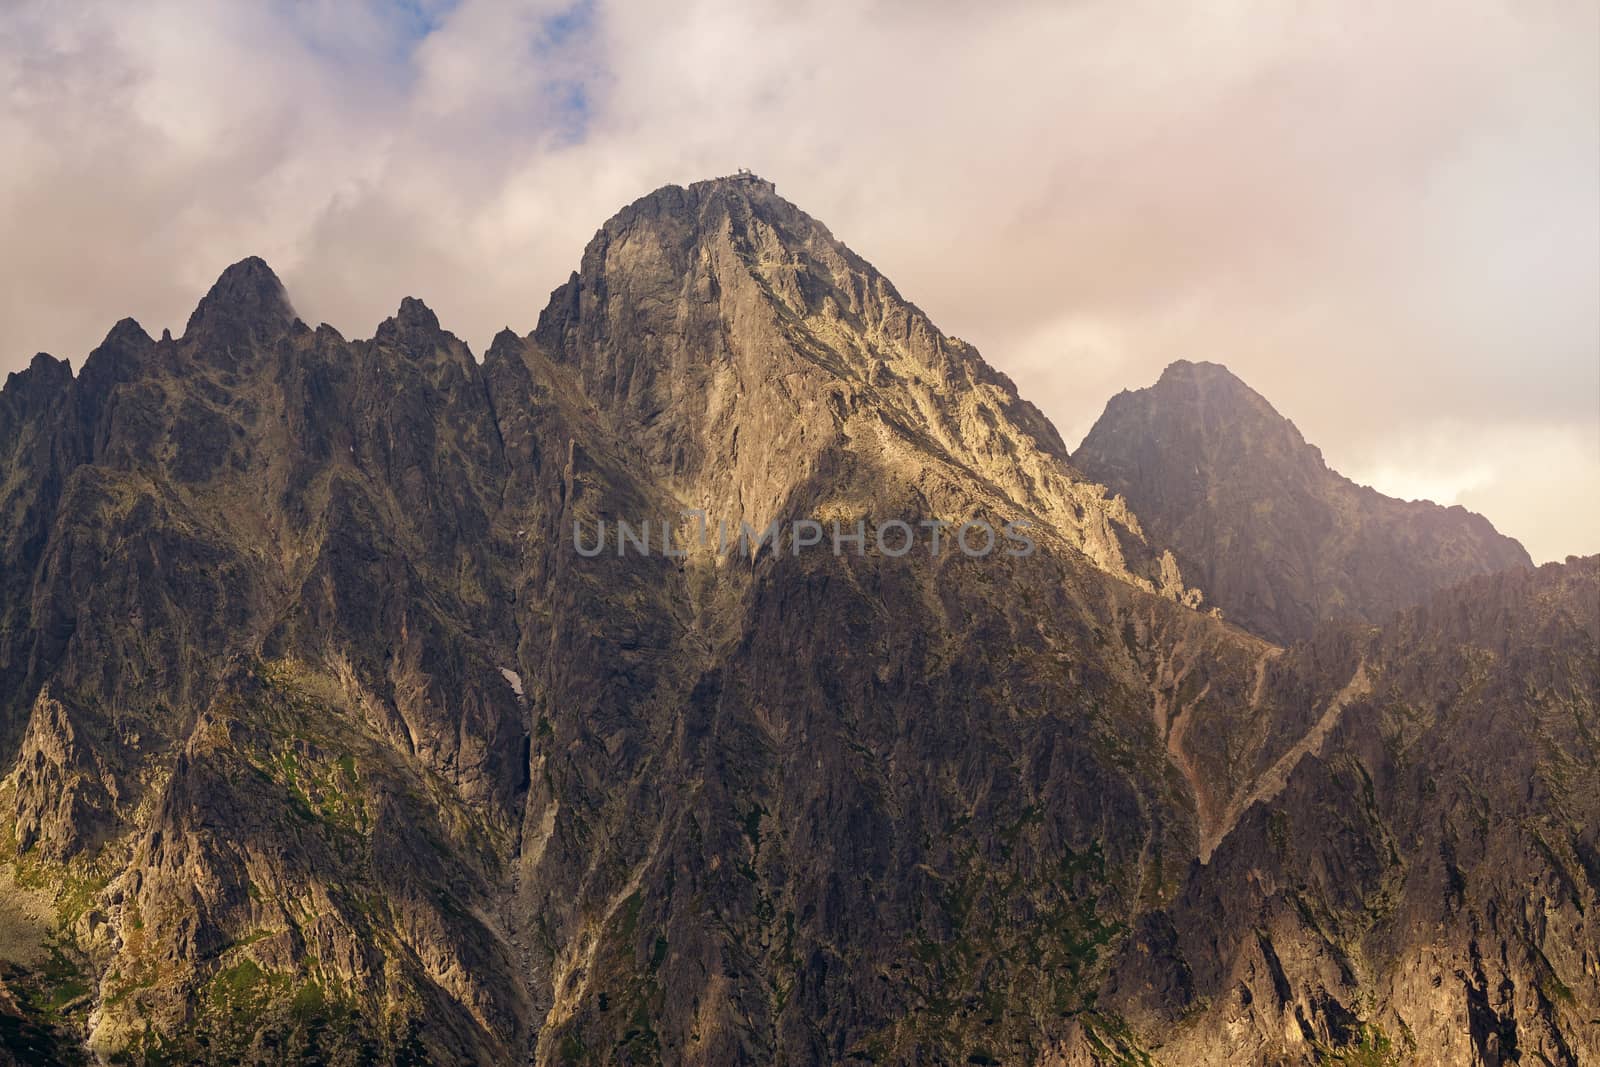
left=1073, top=359, right=1534, bottom=644
left=0, top=176, right=1594, bottom=1066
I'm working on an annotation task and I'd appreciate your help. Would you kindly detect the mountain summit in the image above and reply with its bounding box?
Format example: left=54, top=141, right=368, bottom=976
left=529, top=174, right=1199, bottom=604
left=1073, top=359, right=1533, bottom=642
left=183, top=255, right=299, bottom=349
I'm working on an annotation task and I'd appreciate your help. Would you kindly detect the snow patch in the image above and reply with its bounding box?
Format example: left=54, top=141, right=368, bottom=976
left=499, top=667, right=524, bottom=698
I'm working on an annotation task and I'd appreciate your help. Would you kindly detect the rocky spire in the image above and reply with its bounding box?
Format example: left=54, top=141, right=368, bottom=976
left=1, top=351, right=72, bottom=401
left=373, top=296, right=445, bottom=354
left=182, top=256, right=297, bottom=350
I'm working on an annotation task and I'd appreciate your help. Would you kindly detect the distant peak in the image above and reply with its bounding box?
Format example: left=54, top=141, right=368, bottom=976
left=1139, top=360, right=1283, bottom=425
left=184, top=256, right=296, bottom=342
left=29, top=351, right=70, bottom=375
left=395, top=296, right=441, bottom=332
left=216, top=254, right=278, bottom=284
left=2, top=352, right=72, bottom=399
left=372, top=297, right=476, bottom=369
left=1075, top=354, right=1534, bottom=642
left=1156, top=359, right=1245, bottom=387
left=485, top=328, right=524, bottom=363
left=706, top=169, right=776, bottom=192
left=104, top=317, right=153, bottom=348
left=374, top=296, right=445, bottom=349
left=73, top=317, right=156, bottom=391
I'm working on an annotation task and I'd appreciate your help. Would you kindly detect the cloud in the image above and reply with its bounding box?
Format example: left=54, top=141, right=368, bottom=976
left=2, top=0, right=1595, bottom=560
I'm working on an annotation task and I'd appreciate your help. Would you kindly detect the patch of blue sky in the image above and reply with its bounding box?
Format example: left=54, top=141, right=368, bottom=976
left=535, top=1, right=599, bottom=144
left=277, top=0, right=462, bottom=69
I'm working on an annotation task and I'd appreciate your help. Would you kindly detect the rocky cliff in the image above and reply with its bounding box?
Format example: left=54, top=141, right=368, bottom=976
left=1073, top=360, right=1534, bottom=644
left=0, top=177, right=1592, bottom=1066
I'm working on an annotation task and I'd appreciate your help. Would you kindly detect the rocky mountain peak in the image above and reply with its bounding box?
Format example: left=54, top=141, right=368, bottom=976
left=1159, top=357, right=1248, bottom=385
left=74, top=316, right=156, bottom=392
left=181, top=255, right=297, bottom=348
left=602, top=171, right=783, bottom=229
left=0, top=353, right=72, bottom=453
left=373, top=295, right=453, bottom=357
left=1113, top=359, right=1323, bottom=469
left=1, top=352, right=72, bottom=400
left=527, top=175, right=1198, bottom=602
left=1075, top=360, right=1533, bottom=642
left=101, top=316, right=155, bottom=349
left=1152, top=358, right=1274, bottom=409
left=485, top=326, right=523, bottom=360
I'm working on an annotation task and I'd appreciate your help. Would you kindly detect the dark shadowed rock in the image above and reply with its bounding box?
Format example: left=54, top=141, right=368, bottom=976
left=182, top=256, right=298, bottom=359
left=1073, top=359, right=1534, bottom=643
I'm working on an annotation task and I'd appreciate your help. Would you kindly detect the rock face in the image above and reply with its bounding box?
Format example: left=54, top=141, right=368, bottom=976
left=0, top=176, right=1593, bottom=1066
left=532, top=179, right=1200, bottom=605
left=1073, top=359, right=1534, bottom=644
left=1117, top=559, right=1600, bottom=1067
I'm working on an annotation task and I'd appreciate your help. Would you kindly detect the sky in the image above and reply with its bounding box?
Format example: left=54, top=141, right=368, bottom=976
left=2, top=0, right=1596, bottom=563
